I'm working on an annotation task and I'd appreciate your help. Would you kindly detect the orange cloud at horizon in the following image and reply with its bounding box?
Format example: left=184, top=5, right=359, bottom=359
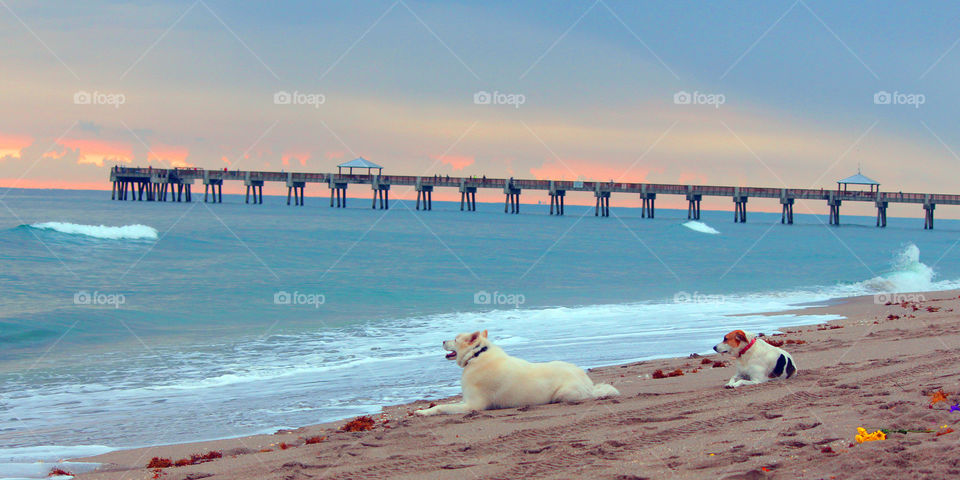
left=0, top=134, right=33, bottom=159
left=58, top=138, right=133, bottom=166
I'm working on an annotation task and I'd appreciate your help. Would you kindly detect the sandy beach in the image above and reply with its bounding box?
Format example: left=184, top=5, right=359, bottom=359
left=68, top=290, right=960, bottom=480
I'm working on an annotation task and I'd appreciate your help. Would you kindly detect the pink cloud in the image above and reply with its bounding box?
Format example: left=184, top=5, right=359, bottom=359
left=431, top=154, right=474, bottom=171
left=529, top=159, right=651, bottom=183
left=282, top=151, right=310, bottom=168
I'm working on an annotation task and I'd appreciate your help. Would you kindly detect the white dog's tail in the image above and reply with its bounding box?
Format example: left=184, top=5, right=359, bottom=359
left=592, top=383, right=620, bottom=398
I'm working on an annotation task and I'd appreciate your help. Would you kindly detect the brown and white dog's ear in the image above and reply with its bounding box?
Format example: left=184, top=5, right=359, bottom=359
left=481, top=330, right=488, bottom=339
left=733, top=330, right=748, bottom=344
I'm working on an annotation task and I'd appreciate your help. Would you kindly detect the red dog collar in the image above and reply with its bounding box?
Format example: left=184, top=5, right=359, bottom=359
left=737, top=338, right=756, bottom=357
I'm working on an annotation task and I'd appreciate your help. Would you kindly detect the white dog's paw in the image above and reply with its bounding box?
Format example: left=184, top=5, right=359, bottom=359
left=414, top=408, right=434, bottom=416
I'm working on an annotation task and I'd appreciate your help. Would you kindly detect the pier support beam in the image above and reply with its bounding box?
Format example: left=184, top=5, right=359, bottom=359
left=459, top=183, right=477, bottom=212
left=371, top=185, right=389, bottom=210
left=641, top=193, right=656, bottom=218
left=244, top=181, right=264, bottom=204
left=203, top=175, right=223, bottom=203
left=416, top=185, right=434, bottom=211
left=780, top=197, right=794, bottom=224
left=504, top=191, right=521, bottom=213
left=686, top=193, right=702, bottom=220
left=594, top=191, right=610, bottom=217
left=828, top=198, right=841, bottom=226
left=328, top=181, right=347, bottom=208
left=549, top=190, right=566, bottom=216
left=924, top=202, right=935, bottom=230
left=287, top=181, right=306, bottom=206
left=733, top=196, right=747, bottom=223
left=876, top=200, right=888, bottom=227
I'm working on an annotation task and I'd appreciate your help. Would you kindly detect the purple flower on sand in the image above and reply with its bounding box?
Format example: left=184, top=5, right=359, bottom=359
left=950, top=404, right=960, bottom=413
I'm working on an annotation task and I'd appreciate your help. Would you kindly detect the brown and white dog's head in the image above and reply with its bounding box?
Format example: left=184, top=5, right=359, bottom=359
left=713, top=330, right=755, bottom=355
left=443, top=330, right=490, bottom=368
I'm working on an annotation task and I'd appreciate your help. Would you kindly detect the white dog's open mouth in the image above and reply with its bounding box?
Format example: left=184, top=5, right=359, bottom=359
left=445, top=350, right=457, bottom=360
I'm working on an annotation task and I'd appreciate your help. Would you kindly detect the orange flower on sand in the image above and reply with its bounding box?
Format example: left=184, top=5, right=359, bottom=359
left=930, top=389, right=949, bottom=406
left=855, top=427, right=885, bottom=443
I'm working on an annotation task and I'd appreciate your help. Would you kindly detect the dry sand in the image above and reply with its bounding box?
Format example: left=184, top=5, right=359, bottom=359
left=68, top=290, right=960, bottom=480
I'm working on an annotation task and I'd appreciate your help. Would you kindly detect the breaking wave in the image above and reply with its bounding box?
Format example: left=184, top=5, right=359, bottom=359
left=682, top=220, right=720, bottom=235
left=27, top=222, right=158, bottom=240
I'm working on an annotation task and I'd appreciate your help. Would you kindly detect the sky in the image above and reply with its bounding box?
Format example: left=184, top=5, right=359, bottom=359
left=2, top=0, right=960, bottom=215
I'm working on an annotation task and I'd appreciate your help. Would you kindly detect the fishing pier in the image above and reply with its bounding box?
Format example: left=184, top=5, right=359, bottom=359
left=109, top=161, right=958, bottom=229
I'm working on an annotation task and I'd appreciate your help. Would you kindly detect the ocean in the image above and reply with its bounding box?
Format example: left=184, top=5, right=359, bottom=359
left=2, top=187, right=959, bottom=479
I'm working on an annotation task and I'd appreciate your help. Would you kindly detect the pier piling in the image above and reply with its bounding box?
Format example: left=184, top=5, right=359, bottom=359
left=641, top=193, right=656, bottom=218
left=733, top=195, right=747, bottom=223
left=876, top=199, right=888, bottom=227
left=686, top=192, right=702, bottom=220
left=828, top=197, right=841, bottom=226
left=924, top=202, right=935, bottom=229
left=780, top=196, right=794, bottom=224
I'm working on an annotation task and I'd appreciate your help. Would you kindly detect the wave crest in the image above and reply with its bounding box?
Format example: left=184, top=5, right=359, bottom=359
left=28, top=222, right=158, bottom=240
left=682, top=221, right=720, bottom=235
left=860, top=243, right=934, bottom=292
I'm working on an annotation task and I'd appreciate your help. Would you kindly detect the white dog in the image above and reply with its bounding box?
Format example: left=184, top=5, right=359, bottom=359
left=415, top=330, right=619, bottom=415
left=713, top=330, right=797, bottom=388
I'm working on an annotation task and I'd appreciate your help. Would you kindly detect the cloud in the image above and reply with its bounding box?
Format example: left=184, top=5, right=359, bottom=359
left=431, top=154, right=474, bottom=171
left=282, top=151, right=310, bottom=168
left=58, top=138, right=133, bottom=167
left=0, top=134, right=34, bottom=160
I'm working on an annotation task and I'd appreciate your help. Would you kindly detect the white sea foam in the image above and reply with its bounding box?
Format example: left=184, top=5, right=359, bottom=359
left=860, top=243, right=937, bottom=293
left=28, top=222, right=158, bottom=240
left=0, top=445, right=110, bottom=480
left=682, top=220, right=720, bottom=234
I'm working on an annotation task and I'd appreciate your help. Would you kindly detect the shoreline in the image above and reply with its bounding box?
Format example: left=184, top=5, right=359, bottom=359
left=57, top=287, right=960, bottom=479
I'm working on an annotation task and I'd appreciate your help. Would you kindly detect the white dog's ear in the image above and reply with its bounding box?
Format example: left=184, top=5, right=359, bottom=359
left=481, top=330, right=488, bottom=339
left=468, top=331, right=480, bottom=344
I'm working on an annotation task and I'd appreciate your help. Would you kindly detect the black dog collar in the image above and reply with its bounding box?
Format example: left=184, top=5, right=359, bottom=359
left=465, top=345, right=488, bottom=365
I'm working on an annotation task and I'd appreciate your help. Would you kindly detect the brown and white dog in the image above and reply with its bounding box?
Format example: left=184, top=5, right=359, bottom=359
left=713, top=330, right=797, bottom=388
left=415, top=330, right=619, bottom=415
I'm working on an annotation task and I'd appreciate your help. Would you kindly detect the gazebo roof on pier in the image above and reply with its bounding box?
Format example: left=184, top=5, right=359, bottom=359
left=837, top=172, right=879, bottom=185
left=338, top=157, right=383, bottom=175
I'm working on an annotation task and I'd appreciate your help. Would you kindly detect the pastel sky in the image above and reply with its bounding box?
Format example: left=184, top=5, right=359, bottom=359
left=2, top=1, right=959, bottom=215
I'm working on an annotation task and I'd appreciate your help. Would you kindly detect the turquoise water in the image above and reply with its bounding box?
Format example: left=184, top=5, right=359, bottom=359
left=2, top=187, right=960, bottom=478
